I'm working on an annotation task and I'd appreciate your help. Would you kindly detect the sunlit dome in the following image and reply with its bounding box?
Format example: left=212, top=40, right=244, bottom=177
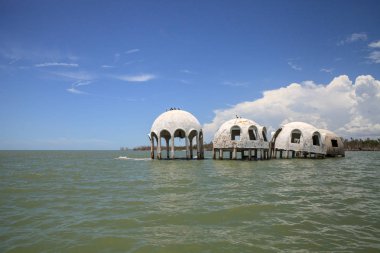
left=149, top=109, right=204, bottom=160
left=213, top=117, right=269, bottom=149
left=150, top=109, right=202, bottom=137
left=271, top=121, right=324, bottom=154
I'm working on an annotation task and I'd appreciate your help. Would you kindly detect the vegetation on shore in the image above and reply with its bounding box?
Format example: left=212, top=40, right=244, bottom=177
left=343, top=138, right=380, bottom=151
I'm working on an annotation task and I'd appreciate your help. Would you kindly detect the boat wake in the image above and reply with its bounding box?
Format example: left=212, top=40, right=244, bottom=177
left=115, top=156, right=151, bottom=161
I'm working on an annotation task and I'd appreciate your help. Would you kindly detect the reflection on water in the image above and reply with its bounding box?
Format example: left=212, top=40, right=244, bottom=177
left=0, top=151, right=379, bottom=252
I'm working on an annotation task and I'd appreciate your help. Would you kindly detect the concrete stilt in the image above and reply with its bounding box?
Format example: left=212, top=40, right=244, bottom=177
left=170, top=137, right=175, bottom=159
left=232, top=147, right=237, bottom=160
left=166, top=138, right=170, bottom=159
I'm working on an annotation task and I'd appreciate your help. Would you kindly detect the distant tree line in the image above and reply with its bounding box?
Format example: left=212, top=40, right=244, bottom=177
left=343, top=138, right=380, bottom=151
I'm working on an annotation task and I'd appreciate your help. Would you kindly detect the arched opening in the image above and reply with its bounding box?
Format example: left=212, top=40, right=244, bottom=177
left=291, top=129, right=302, bottom=144
left=248, top=126, right=258, bottom=140
left=231, top=126, right=241, bottom=141
left=188, top=129, right=198, bottom=159
left=150, top=132, right=159, bottom=159
left=160, top=129, right=171, bottom=146
left=312, top=131, right=321, bottom=146
left=262, top=127, right=268, bottom=142
left=272, top=128, right=282, bottom=144
left=173, top=129, right=187, bottom=158
left=159, top=129, right=171, bottom=159
left=151, top=132, right=158, bottom=147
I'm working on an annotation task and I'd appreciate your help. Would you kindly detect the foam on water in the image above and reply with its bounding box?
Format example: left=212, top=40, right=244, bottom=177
left=115, top=156, right=151, bottom=161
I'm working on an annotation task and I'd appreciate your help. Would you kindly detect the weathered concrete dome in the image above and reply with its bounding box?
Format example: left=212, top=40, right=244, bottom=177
left=319, top=129, right=345, bottom=157
left=151, top=110, right=201, bottom=137
left=213, top=118, right=269, bottom=149
left=271, top=121, right=325, bottom=155
left=149, top=109, right=204, bottom=160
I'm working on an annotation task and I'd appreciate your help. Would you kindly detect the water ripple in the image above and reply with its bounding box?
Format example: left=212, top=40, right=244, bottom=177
left=0, top=151, right=379, bottom=252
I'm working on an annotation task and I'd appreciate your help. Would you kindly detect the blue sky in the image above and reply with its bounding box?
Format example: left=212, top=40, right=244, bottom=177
left=1, top=0, right=380, bottom=149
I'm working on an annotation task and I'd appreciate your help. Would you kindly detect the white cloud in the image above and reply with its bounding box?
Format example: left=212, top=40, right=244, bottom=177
left=203, top=75, right=380, bottom=141
left=125, top=49, right=140, bottom=54
left=338, top=32, right=368, bottom=45
left=101, top=65, right=114, bottom=68
left=368, top=51, right=380, bottom=63
left=320, top=68, right=333, bottom=74
left=35, top=62, right=78, bottom=67
left=368, top=40, right=380, bottom=48
left=66, top=81, right=91, bottom=95
left=115, top=74, right=156, bottom=82
left=67, top=87, right=85, bottom=94
left=288, top=61, right=302, bottom=71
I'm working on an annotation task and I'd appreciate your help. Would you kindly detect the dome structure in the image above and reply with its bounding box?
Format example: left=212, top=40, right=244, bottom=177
left=319, top=129, right=345, bottom=157
left=149, top=109, right=204, bottom=159
left=212, top=117, right=270, bottom=160
left=271, top=122, right=325, bottom=158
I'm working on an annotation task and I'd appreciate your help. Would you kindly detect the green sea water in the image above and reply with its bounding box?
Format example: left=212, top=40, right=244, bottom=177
left=0, top=151, right=379, bottom=252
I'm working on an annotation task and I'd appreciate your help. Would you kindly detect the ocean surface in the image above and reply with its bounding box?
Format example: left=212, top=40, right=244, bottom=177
left=0, top=151, right=379, bottom=252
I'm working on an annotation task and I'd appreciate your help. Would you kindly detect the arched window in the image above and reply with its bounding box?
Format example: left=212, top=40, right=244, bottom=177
left=291, top=129, right=302, bottom=143
left=231, top=126, right=241, bottom=140
left=312, top=132, right=321, bottom=146
left=248, top=126, right=258, bottom=140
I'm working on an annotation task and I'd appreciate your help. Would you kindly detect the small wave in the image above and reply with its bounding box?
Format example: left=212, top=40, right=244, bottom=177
left=115, top=156, right=151, bottom=161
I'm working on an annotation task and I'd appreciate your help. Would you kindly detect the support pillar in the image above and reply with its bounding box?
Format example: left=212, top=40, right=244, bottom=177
left=248, top=149, right=252, bottom=160
left=190, top=139, right=193, bottom=159
left=232, top=147, right=237, bottom=160
left=219, top=149, right=223, bottom=160
left=150, top=136, right=155, bottom=159
left=166, top=138, right=170, bottom=159
left=157, top=135, right=161, bottom=160
left=170, top=136, right=175, bottom=159
left=185, top=136, right=190, bottom=160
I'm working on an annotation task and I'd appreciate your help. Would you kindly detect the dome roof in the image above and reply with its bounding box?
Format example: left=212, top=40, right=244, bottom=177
left=272, top=121, right=324, bottom=154
left=150, top=110, right=202, bottom=136
left=214, top=118, right=259, bottom=137
left=213, top=117, right=269, bottom=149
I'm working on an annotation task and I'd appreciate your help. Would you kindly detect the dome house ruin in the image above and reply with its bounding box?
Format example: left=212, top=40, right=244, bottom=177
left=270, top=122, right=325, bottom=158
left=149, top=109, right=204, bottom=160
left=212, top=117, right=270, bottom=160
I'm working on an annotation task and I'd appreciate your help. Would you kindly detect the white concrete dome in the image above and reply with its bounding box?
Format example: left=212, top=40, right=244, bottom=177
left=150, top=110, right=202, bottom=137
left=149, top=109, right=204, bottom=159
left=272, top=121, right=325, bottom=154
left=213, top=118, right=269, bottom=149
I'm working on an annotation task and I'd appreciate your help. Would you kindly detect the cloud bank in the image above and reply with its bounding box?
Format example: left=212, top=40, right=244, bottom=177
left=203, top=75, right=380, bottom=141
